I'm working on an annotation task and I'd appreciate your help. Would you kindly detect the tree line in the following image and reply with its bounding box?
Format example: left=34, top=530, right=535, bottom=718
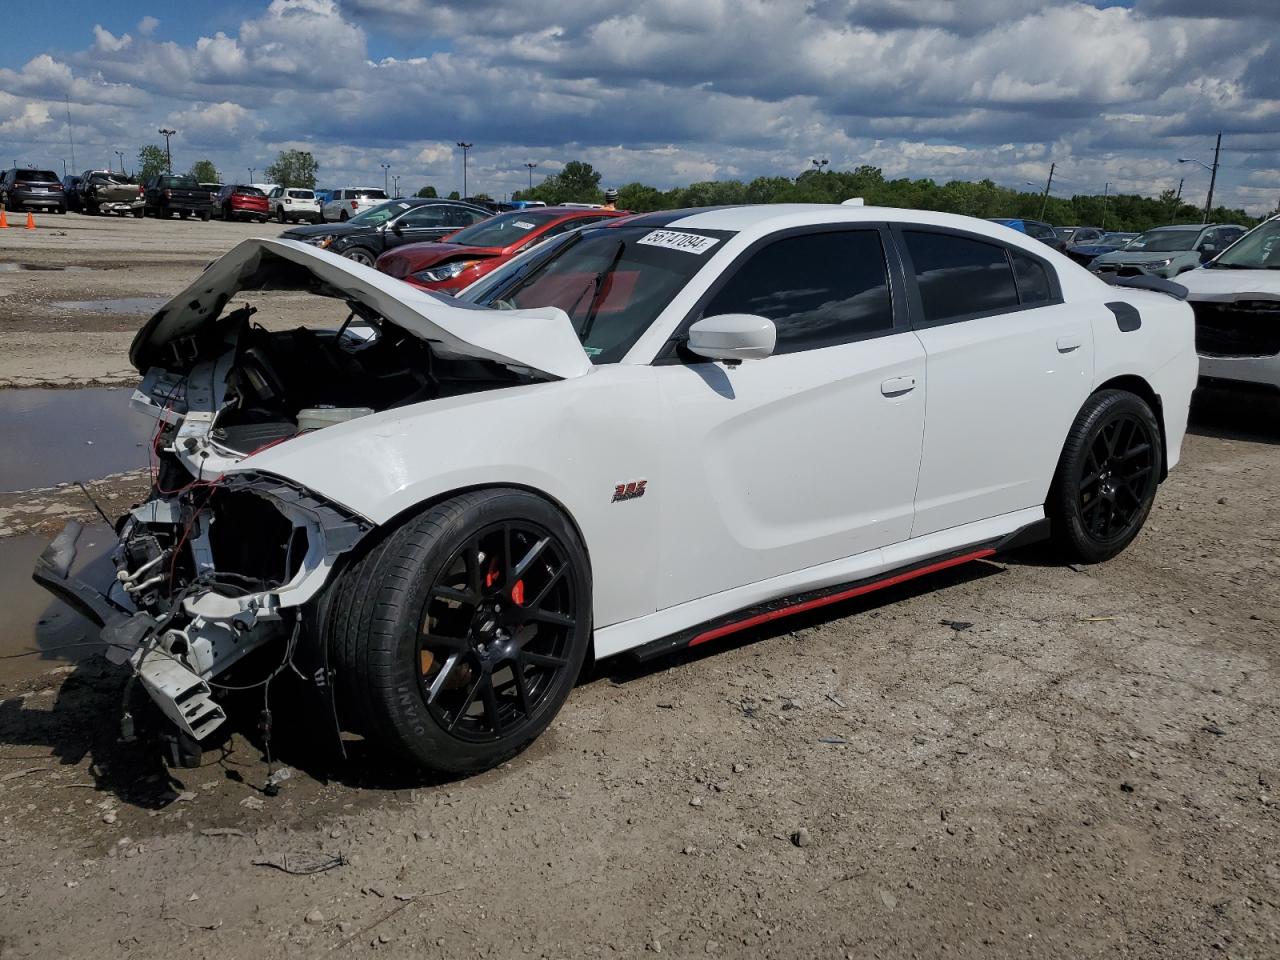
left=510, top=161, right=1262, bottom=232
left=133, top=146, right=321, bottom=189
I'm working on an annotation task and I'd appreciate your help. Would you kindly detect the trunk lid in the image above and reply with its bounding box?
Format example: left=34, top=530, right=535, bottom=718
left=129, top=238, right=592, bottom=380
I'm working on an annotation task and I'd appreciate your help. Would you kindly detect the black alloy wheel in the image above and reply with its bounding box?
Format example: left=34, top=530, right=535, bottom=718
left=1050, top=389, right=1162, bottom=563
left=417, top=520, right=579, bottom=743
left=329, top=488, right=592, bottom=773
left=341, top=247, right=375, bottom=267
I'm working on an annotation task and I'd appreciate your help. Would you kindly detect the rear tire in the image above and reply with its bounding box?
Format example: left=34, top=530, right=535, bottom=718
left=328, top=489, right=592, bottom=774
left=1048, top=389, right=1162, bottom=564
left=133, top=209, right=144, bottom=218
left=277, top=207, right=286, bottom=222
left=339, top=210, right=349, bottom=222
left=200, top=210, right=210, bottom=222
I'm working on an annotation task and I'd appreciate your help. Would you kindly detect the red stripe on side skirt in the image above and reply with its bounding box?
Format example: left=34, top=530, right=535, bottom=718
left=688, top=548, right=997, bottom=647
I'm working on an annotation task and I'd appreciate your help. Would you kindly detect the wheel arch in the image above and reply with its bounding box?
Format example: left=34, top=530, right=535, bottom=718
left=330, top=481, right=598, bottom=665
left=1092, top=374, right=1169, bottom=481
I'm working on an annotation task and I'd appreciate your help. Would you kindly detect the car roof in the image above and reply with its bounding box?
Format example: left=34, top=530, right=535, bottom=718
left=660, top=204, right=1045, bottom=236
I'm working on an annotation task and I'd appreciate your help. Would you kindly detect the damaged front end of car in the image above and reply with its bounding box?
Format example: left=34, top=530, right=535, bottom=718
left=32, top=237, right=589, bottom=763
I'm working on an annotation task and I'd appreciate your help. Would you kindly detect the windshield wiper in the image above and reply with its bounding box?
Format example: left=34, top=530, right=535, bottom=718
left=579, top=240, right=626, bottom=341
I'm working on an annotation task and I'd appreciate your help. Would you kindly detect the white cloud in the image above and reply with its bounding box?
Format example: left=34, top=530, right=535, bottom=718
left=1, top=0, right=1273, bottom=212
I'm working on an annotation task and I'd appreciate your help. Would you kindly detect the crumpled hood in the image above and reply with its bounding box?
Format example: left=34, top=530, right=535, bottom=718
left=1094, top=249, right=1196, bottom=265
left=1177, top=266, right=1280, bottom=302
left=128, top=237, right=592, bottom=380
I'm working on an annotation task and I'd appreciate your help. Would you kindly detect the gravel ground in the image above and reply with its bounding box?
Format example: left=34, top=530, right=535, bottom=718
left=0, top=216, right=1277, bottom=959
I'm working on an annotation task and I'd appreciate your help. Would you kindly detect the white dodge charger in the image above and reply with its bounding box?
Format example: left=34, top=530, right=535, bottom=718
left=36, top=204, right=1197, bottom=774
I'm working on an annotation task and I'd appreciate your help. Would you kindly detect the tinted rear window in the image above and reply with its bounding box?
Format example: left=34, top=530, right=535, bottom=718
left=234, top=186, right=265, bottom=196
left=18, top=169, right=59, bottom=182
left=161, top=177, right=200, bottom=188
left=903, top=231, right=1020, bottom=322
left=352, top=189, right=387, bottom=200
left=287, top=189, right=314, bottom=199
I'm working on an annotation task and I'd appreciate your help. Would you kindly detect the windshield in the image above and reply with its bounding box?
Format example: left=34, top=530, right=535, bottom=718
left=447, top=210, right=563, bottom=247
left=1127, top=229, right=1200, bottom=252
left=1213, top=218, right=1280, bottom=269
left=347, top=200, right=413, bottom=227
left=1101, top=233, right=1136, bottom=246
left=465, top=225, right=731, bottom=364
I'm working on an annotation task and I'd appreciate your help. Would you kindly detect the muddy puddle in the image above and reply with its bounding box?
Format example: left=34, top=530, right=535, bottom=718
left=0, top=387, right=153, bottom=492
left=51, top=296, right=167, bottom=315
left=0, top=263, right=93, bottom=273
left=0, top=525, right=114, bottom=683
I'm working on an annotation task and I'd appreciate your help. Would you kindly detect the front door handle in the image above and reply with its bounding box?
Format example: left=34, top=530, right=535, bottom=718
left=880, top=376, right=917, bottom=397
left=1056, top=334, right=1083, bottom=353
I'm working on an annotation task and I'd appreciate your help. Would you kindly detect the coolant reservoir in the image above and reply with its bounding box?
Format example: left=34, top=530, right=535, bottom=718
left=296, top=407, right=374, bottom=432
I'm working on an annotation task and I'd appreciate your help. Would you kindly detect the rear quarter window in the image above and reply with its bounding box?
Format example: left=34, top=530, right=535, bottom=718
left=902, top=230, right=1021, bottom=323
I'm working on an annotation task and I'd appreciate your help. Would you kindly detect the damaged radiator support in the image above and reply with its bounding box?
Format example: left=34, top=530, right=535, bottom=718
left=34, top=471, right=371, bottom=746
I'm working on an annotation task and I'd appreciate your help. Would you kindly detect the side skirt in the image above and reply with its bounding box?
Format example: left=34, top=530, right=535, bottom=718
left=629, top=518, right=1050, bottom=662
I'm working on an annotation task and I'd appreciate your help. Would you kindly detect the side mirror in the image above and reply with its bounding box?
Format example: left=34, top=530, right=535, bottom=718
left=1198, top=243, right=1217, bottom=260
left=687, top=313, right=776, bottom=362
left=390, top=222, right=403, bottom=235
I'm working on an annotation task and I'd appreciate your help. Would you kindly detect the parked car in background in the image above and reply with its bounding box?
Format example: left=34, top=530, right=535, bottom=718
left=280, top=198, right=490, bottom=265
left=1090, top=223, right=1247, bottom=279
left=78, top=170, right=144, bottom=217
left=1179, top=215, right=1280, bottom=393
left=377, top=206, right=627, bottom=293
left=214, top=184, right=270, bottom=223
left=322, top=187, right=389, bottom=222
left=46, top=207, right=1196, bottom=773
left=143, top=174, right=212, bottom=220
left=1065, top=231, right=1138, bottom=267
left=1055, top=226, right=1105, bottom=245
left=267, top=187, right=322, bottom=224
left=200, top=182, right=223, bottom=207
left=62, top=175, right=82, bottom=212
left=989, top=217, right=1066, bottom=252
left=1, top=167, right=66, bottom=214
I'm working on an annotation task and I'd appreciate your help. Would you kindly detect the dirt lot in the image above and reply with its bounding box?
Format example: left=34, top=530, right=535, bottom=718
left=1, top=217, right=1278, bottom=959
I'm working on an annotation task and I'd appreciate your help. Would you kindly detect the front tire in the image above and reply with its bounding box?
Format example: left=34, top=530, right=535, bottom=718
left=1049, top=389, right=1162, bottom=563
left=329, top=489, right=592, bottom=774
left=341, top=247, right=375, bottom=267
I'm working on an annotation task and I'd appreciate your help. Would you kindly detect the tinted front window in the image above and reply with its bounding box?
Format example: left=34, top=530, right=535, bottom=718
left=903, top=231, right=1019, bottom=322
left=469, top=226, right=727, bottom=364
left=703, top=230, right=893, bottom=354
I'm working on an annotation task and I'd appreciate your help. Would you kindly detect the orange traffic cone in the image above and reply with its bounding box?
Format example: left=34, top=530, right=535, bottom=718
left=24, top=212, right=35, bottom=230
left=0, top=207, right=8, bottom=228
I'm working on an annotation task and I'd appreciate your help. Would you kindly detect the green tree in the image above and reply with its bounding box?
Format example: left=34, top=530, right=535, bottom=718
left=138, top=144, right=168, bottom=182
left=187, top=159, right=220, bottom=183
left=524, top=160, right=603, bottom=205
left=264, top=149, right=319, bottom=189
left=415, top=185, right=438, bottom=198
left=447, top=190, right=460, bottom=200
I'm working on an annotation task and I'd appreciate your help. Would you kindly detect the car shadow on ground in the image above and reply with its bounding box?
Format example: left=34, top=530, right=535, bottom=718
left=0, top=560, right=1010, bottom=805
left=1187, top=384, right=1280, bottom=445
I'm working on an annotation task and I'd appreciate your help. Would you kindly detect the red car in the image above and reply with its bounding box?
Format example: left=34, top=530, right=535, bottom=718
left=375, top=206, right=626, bottom=293
left=215, top=184, right=270, bottom=223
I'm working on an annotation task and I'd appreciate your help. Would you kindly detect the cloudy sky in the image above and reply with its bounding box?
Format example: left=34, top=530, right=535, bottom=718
left=2, top=0, right=1277, bottom=212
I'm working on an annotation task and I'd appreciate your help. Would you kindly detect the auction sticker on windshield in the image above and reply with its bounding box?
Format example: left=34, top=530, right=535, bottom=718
left=638, top=230, right=720, bottom=254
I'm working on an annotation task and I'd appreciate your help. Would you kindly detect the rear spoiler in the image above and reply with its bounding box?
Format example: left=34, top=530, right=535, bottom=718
left=1100, top=274, right=1188, bottom=300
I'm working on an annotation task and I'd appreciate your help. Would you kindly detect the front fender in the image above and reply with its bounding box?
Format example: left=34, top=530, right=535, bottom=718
left=237, top=367, right=665, bottom=629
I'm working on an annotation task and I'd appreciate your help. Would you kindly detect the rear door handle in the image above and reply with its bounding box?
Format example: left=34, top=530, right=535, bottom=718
left=880, top=376, right=917, bottom=397
left=1056, top=335, right=1083, bottom=353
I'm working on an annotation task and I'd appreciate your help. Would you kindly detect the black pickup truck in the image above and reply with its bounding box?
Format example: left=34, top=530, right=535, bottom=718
left=142, top=174, right=212, bottom=220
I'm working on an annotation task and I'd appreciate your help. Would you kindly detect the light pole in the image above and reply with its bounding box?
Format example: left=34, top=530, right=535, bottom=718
left=1101, top=182, right=1110, bottom=231
left=391, top=175, right=400, bottom=198
left=158, top=128, right=176, bottom=173
left=1037, top=162, right=1055, bottom=220
left=115, top=150, right=125, bottom=174
left=248, top=167, right=255, bottom=183
left=811, top=158, right=828, bottom=173
left=524, top=161, right=537, bottom=192
left=381, top=163, right=391, bottom=195
left=1178, top=132, right=1222, bottom=224
left=456, top=142, right=473, bottom=198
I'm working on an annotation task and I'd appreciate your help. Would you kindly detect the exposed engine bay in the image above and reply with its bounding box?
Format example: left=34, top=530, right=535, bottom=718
left=33, top=238, right=587, bottom=761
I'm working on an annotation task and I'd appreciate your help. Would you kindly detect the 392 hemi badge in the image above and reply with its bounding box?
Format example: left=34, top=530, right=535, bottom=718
left=611, top=479, right=648, bottom=502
